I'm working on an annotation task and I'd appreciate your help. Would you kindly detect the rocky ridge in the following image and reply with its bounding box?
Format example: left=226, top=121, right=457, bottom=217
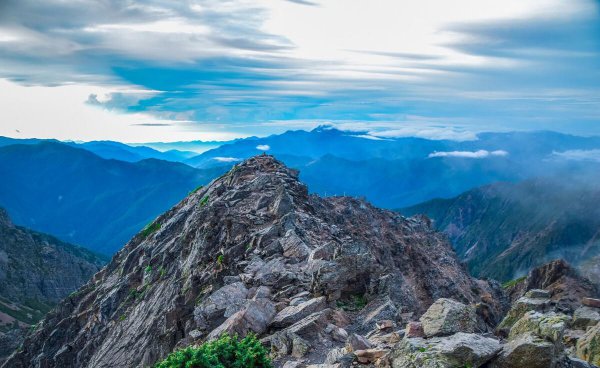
left=3, top=155, right=503, bottom=367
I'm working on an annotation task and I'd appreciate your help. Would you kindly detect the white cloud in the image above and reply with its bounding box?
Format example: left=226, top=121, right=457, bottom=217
left=350, top=134, right=388, bottom=141
left=552, top=149, right=600, bottom=162
left=256, top=144, right=271, bottom=151
left=213, top=157, right=242, bottom=162
left=369, top=127, right=478, bottom=141
left=0, top=79, right=242, bottom=143
left=428, top=150, right=509, bottom=158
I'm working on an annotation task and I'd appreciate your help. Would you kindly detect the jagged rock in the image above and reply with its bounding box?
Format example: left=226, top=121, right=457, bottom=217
left=567, top=356, right=596, bottom=368
left=326, top=347, right=346, bottom=364
left=272, top=297, right=328, bottom=328
left=390, top=333, right=501, bottom=368
left=281, top=230, right=310, bottom=260
left=284, top=309, right=333, bottom=341
left=405, top=321, right=425, bottom=338
left=3, top=156, right=502, bottom=368
left=573, top=307, right=600, bottom=330
left=491, top=332, right=557, bottom=368
left=564, top=329, right=586, bottom=348
left=376, top=320, right=394, bottom=330
left=526, top=289, right=551, bottom=299
left=325, top=324, right=348, bottom=342
left=207, top=298, right=276, bottom=339
left=291, top=335, right=311, bottom=358
left=509, top=311, right=569, bottom=344
left=356, top=297, right=399, bottom=332
left=282, top=362, right=304, bottom=368
left=345, top=333, right=372, bottom=352
left=508, top=260, right=599, bottom=313
left=420, top=298, right=476, bottom=337
left=497, top=292, right=553, bottom=333
left=576, top=322, right=600, bottom=365
left=583, top=298, right=600, bottom=309
left=194, top=282, right=249, bottom=331
left=354, top=348, right=388, bottom=364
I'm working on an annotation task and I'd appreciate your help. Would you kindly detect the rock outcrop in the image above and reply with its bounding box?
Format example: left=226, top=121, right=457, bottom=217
left=2, top=155, right=503, bottom=368
left=506, top=260, right=599, bottom=311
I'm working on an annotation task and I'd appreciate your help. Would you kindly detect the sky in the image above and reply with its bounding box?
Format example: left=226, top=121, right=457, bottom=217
left=0, top=0, right=599, bottom=142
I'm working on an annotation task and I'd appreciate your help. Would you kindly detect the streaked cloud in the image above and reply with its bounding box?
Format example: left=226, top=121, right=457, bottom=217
left=552, top=149, right=600, bottom=162
left=213, top=157, right=242, bottom=162
left=428, top=150, right=509, bottom=159
left=256, top=144, right=271, bottom=151
left=0, top=0, right=598, bottom=141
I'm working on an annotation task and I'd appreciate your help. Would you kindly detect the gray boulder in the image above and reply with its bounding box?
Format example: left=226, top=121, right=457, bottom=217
left=420, top=298, right=477, bottom=337
left=573, top=306, right=600, bottom=330
left=272, top=297, right=327, bottom=328
left=207, top=298, right=276, bottom=339
left=509, top=311, right=569, bottom=344
left=491, top=332, right=557, bottom=368
left=390, top=332, right=501, bottom=368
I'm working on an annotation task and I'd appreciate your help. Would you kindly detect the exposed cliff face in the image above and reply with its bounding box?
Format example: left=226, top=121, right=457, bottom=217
left=402, top=178, right=600, bottom=282
left=0, top=208, right=106, bottom=362
left=3, top=155, right=503, bottom=368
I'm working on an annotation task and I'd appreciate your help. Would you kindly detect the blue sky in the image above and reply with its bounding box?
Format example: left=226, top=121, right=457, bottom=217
left=0, top=0, right=599, bottom=142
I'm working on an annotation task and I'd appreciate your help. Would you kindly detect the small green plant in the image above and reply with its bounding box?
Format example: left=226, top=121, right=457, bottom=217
left=145, top=265, right=153, bottom=274
left=336, top=294, right=368, bottom=311
left=190, top=185, right=203, bottom=195
left=502, top=276, right=526, bottom=289
left=200, top=195, right=209, bottom=206
left=217, top=254, right=224, bottom=265
left=141, top=221, right=161, bottom=238
left=159, top=266, right=166, bottom=278
left=154, top=334, right=272, bottom=368
left=119, top=314, right=126, bottom=322
left=418, top=347, right=427, bottom=353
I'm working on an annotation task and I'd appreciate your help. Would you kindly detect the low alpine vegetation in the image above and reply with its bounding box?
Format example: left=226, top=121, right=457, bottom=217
left=141, top=221, right=161, bottom=238
left=154, top=334, right=272, bottom=368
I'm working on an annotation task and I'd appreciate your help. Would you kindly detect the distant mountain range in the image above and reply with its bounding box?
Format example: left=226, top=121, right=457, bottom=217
left=1, top=128, right=599, bottom=256
left=182, top=127, right=600, bottom=208
left=0, top=137, right=198, bottom=163
left=402, top=176, right=600, bottom=282
left=0, top=142, right=228, bottom=254
left=0, top=208, right=106, bottom=362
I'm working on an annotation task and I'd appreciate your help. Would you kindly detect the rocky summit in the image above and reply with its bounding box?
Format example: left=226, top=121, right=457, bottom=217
left=3, top=155, right=508, bottom=367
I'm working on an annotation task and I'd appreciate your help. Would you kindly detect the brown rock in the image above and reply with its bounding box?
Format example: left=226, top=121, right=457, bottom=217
left=376, top=320, right=394, bottom=330
left=345, top=333, right=372, bottom=352
left=272, top=297, right=327, bottom=328
left=208, top=299, right=276, bottom=339
left=582, top=297, right=600, bottom=309
left=405, top=321, right=425, bottom=338
left=354, top=348, right=388, bottom=364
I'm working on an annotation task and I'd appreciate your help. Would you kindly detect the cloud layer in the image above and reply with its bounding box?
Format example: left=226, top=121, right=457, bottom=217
left=428, top=150, right=509, bottom=159
left=0, top=0, right=598, bottom=141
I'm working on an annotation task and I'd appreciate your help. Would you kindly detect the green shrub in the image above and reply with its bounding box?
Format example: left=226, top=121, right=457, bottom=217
left=154, top=334, right=272, bottom=368
left=502, top=276, right=526, bottom=289
left=217, top=254, right=224, bottom=265
left=336, top=294, right=368, bottom=311
left=200, top=195, right=209, bottom=206
left=145, top=265, right=153, bottom=274
left=190, top=185, right=204, bottom=195
left=141, top=221, right=161, bottom=238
